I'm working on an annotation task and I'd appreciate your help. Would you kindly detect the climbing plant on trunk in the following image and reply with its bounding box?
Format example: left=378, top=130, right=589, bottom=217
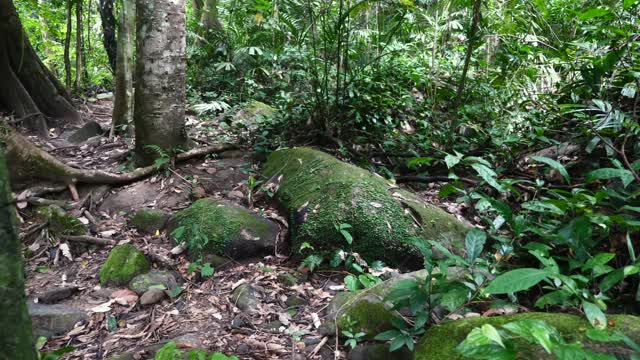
left=0, top=0, right=80, bottom=135
left=134, top=0, right=189, bottom=166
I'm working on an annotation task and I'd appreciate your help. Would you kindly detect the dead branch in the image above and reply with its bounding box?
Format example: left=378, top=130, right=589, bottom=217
left=60, top=235, right=116, bottom=246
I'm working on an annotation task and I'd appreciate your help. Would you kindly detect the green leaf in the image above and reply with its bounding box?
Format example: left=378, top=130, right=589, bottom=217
left=465, top=228, right=486, bottom=262
left=471, top=163, right=506, bottom=192
left=579, top=6, right=611, bottom=20
left=481, top=324, right=504, bottom=348
left=485, top=268, right=549, bottom=294
left=599, top=266, right=639, bottom=291
left=586, top=168, right=635, bottom=188
left=344, top=275, right=360, bottom=292
left=530, top=156, right=571, bottom=184
left=445, top=153, right=462, bottom=169
left=375, top=329, right=400, bottom=341
left=201, top=263, right=215, bottom=277
left=582, top=301, right=607, bottom=329
left=169, top=286, right=184, bottom=299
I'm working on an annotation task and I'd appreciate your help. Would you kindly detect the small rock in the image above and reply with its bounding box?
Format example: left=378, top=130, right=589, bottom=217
left=231, top=314, right=250, bottom=329
left=130, top=208, right=170, bottom=234
left=227, top=190, right=245, bottom=199
left=170, top=333, right=205, bottom=348
left=236, top=343, right=251, bottom=354
left=128, top=270, right=178, bottom=295
left=28, top=303, right=88, bottom=337
left=262, top=320, right=283, bottom=331
left=140, top=288, right=166, bottom=305
left=231, top=284, right=261, bottom=312
left=68, top=121, right=104, bottom=144
left=303, top=337, right=322, bottom=347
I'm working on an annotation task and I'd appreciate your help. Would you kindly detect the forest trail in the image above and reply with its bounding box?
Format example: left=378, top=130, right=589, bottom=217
left=19, top=98, right=464, bottom=359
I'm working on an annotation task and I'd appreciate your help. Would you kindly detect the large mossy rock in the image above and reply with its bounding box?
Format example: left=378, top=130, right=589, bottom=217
left=128, top=270, right=178, bottom=295
left=262, top=147, right=469, bottom=266
left=232, top=101, right=276, bottom=131
left=326, top=270, right=428, bottom=338
left=415, top=313, right=640, bottom=360
left=168, top=198, right=278, bottom=260
left=99, top=244, right=151, bottom=286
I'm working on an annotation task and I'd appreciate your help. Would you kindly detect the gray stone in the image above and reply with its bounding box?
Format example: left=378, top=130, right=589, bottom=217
left=348, top=343, right=413, bottom=360
left=140, top=288, right=166, bottom=305
left=28, top=303, right=88, bottom=337
left=231, top=284, right=261, bottom=312
left=99, top=181, right=187, bottom=214
left=129, top=270, right=178, bottom=295
left=130, top=208, right=171, bottom=234
left=68, top=121, right=104, bottom=144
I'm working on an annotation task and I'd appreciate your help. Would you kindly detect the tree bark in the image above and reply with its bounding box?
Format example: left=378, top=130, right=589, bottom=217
left=64, top=0, right=73, bottom=93
left=0, top=0, right=80, bottom=134
left=98, top=0, right=117, bottom=72
left=74, top=0, right=83, bottom=92
left=111, top=0, right=135, bottom=137
left=0, top=147, right=38, bottom=360
left=134, top=0, right=188, bottom=166
left=200, top=0, right=222, bottom=33
left=192, top=0, right=203, bottom=23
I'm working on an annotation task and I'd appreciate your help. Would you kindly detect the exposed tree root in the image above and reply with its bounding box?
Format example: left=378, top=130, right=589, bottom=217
left=2, top=126, right=238, bottom=188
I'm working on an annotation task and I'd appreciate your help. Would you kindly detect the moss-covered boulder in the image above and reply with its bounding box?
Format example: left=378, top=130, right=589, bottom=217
left=326, top=270, right=429, bottom=338
left=130, top=208, right=170, bottom=234
left=262, top=148, right=469, bottom=266
left=36, top=205, right=86, bottom=236
left=99, top=244, right=150, bottom=286
left=348, top=343, right=413, bottom=360
left=128, top=270, right=178, bottom=295
left=167, top=198, right=278, bottom=260
left=232, top=101, right=276, bottom=131
left=414, top=313, right=640, bottom=360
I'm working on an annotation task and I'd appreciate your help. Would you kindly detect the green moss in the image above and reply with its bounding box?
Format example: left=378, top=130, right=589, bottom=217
left=415, top=313, right=640, bottom=360
left=169, top=198, right=272, bottom=259
left=99, top=244, right=150, bottom=286
left=336, top=295, right=399, bottom=337
left=131, top=208, right=169, bottom=234
left=36, top=205, right=86, bottom=236
left=262, top=148, right=468, bottom=265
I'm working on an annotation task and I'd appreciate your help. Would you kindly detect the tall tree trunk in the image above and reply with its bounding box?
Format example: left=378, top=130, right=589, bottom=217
left=200, top=0, right=222, bottom=33
left=64, top=0, right=73, bottom=93
left=134, top=0, right=188, bottom=166
left=0, top=0, right=80, bottom=134
left=111, top=0, right=135, bottom=137
left=0, top=147, right=37, bottom=360
left=98, top=0, right=117, bottom=72
left=37, top=0, right=56, bottom=75
left=74, top=0, right=83, bottom=92
left=192, top=0, right=203, bottom=23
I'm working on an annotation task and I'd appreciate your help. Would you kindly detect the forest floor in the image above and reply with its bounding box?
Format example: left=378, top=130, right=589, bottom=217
left=16, top=98, right=467, bottom=359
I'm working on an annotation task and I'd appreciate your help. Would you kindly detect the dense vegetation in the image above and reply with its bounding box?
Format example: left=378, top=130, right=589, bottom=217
left=3, top=0, right=640, bottom=358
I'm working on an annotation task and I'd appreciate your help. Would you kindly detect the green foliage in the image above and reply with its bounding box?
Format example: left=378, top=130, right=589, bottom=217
left=154, top=342, right=238, bottom=360
left=456, top=319, right=640, bottom=360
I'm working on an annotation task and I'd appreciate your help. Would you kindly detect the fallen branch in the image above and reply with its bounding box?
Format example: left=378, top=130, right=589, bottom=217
left=3, top=126, right=238, bottom=187
left=60, top=235, right=116, bottom=246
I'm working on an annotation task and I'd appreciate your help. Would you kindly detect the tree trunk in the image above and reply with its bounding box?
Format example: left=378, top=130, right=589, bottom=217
left=200, top=0, right=222, bottom=33
left=64, top=0, right=73, bottom=94
left=134, top=0, right=188, bottom=166
left=0, top=147, right=38, bottom=360
left=37, top=0, right=56, bottom=76
left=111, top=0, right=135, bottom=137
left=98, top=0, right=117, bottom=72
left=0, top=0, right=80, bottom=134
left=192, top=0, right=203, bottom=23
left=74, top=0, right=83, bottom=92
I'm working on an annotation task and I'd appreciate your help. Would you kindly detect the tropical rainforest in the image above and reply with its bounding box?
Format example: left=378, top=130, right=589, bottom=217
left=0, top=0, right=639, bottom=359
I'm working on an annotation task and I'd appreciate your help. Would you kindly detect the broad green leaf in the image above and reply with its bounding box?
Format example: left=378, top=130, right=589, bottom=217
left=531, top=156, right=570, bottom=184
left=586, top=168, right=635, bottom=188
left=465, top=228, right=486, bottom=262
left=481, top=324, right=505, bottom=348
left=579, top=7, right=611, bottom=20
left=582, top=301, right=607, bottom=329
left=445, top=153, right=462, bottom=169
left=471, top=163, right=506, bottom=192
left=344, top=275, right=360, bottom=292
left=485, top=268, right=549, bottom=294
